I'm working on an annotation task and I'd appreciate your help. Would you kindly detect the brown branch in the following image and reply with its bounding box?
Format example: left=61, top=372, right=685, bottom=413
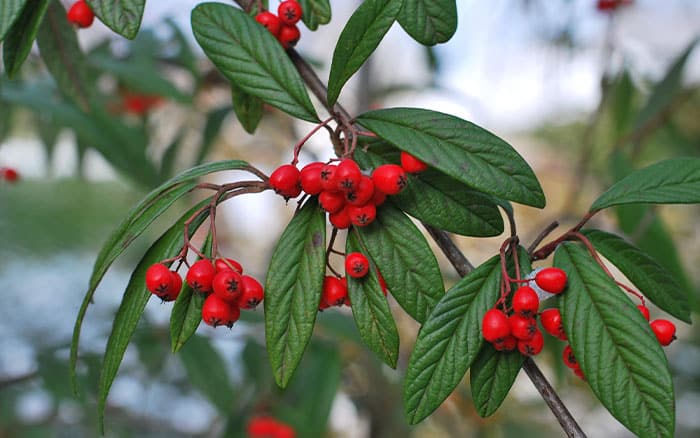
left=0, top=371, right=38, bottom=390
left=423, top=224, right=474, bottom=276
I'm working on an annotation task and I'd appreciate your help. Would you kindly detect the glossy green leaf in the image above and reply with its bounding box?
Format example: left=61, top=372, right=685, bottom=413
left=583, top=229, right=691, bottom=323
left=265, top=198, right=326, bottom=388
left=354, top=144, right=503, bottom=236
left=346, top=231, right=399, bottom=368
left=554, top=242, right=674, bottom=438
left=298, top=0, right=331, bottom=31
left=191, top=3, right=319, bottom=122
left=97, top=201, right=211, bottom=432
left=470, top=345, right=524, bottom=418
left=356, top=108, right=545, bottom=208
left=86, top=0, right=145, bottom=40
left=356, top=204, right=443, bottom=323
left=397, top=0, right=457, bottom=45
left=591, top=158, right=700, bottom=211
left=403, top=255, right=501, bottom=424
left=0, top=0, right=27, bottom=41
left=2, top=0, right=50, bottom=78
left=327, top=0, right=403, bottom=106
left=231, top=82, right=263, bottom=134
left=180, top=335, right=235, bottom=412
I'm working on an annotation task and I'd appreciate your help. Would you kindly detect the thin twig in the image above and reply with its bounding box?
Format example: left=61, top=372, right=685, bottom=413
left=423, top=224, right=474, bottom=276
left=527, top=221, right=559, bottom=255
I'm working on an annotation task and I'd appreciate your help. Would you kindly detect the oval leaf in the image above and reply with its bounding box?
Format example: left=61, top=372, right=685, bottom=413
left=355, top=204, right=443, bottom=323
left=582, top=229, right=691, bottom=323
left=397, top=0, right=457, bottom=45
left=356, top=108, right=545, bottom=208
left=403, top=256, right=501, bottom=424
left=2, top=0, right=50, bottom=78
left=554, top=242, right=675, bottom=438
left=191, top=3, right=319, bottom=123
left=298, top=0, right=331, bottom=31
left=86, top=0, right=145, bottom=40
left=327, top=0, right=403, bottom=106
left=265, top=198, right=326, bottom=388
left=470, top=344, right=524, bottom=418
left=231, top=82, right=263, bottom=134
left=0, top=0, right=27, bottom=42
left=591, top=157, right=700, bottom=211
left=346, top=231, right=399, bottom=368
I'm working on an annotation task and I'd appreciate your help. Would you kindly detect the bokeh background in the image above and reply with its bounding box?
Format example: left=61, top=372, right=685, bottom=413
left=1, top=0, right=700, bottom=436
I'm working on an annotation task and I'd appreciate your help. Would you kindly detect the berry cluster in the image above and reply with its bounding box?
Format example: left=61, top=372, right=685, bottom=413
left=318, top=252, right=388, bottom=311
left=66, top=0, right=95, bottom=28
left=255, top=1, right=303, bottom=49
left=247, top=415, right=296, bottom=438
left=0, top=167, right=19, bottom=183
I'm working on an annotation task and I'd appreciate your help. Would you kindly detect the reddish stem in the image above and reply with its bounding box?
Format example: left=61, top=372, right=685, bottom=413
left=291, top=117, right=336, bottom=165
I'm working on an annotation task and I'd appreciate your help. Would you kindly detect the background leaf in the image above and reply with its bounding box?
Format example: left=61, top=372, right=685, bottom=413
left=298, top=0, right=331, bottom=31
left=197, top=106, right=232, bottom=164
left=356, top=108, right=545, bottom=208
left=179, top=335, right=235, bottom=412
left=0, top=0, right=27, bottom=42
left=356, top=204, right=443, bottom=323
left=86, top=0, right=146, bottom=40
left=554, top=242, right=675, bottom=438
left=231, top=82, right=263, bottom=134
left=470, top=345, right=524, bottom=418
left=191, top=3, right=319, bottom=122
left=397, top=0, right=457, bottom=45
left=2, top=0, right=50, bottom=78
left=264, top=198, right=326, bottom=388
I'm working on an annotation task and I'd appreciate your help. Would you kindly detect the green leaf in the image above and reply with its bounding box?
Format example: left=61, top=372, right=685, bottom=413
left=70, top=160, right=251, bottom=393
left=0, top=0, right=27, bottom=42
left=231, top=82, right=263, bottom=134
left=356, top=108, right=545, bottom=208
left=197, top=106, right=231, bottom=165
left=470, top=344, right=524, bottom=418
left=591, top=158, right=700, bottom=211
left=582, top=229, right=690, bottom=323
left=35, top=1, right=92, bottom=110
left=97, top=201, right=211, bottom=432
left=2, top=0, right=51, bottom=78
left=191, top=3, right=319, bottom=123
left=354, top=144, right=503, bottom=236
left=85, top=0, right=145, bottom=40
left=397, top=0, right=457, bottom=45
left=403, top=255, right=501, bottom=424
left=554, top=242, right=674, bottom=438
left=346, top=231, right=399, bottom=368
left=265, top=198, right=326, bottom=388
left=298, top=0, right=331, bottom=31
left=327, top=0, right=403, bottom=106
left=179, top=335, right=235, bottom=412
left=356, top=204, right=443, bottom=323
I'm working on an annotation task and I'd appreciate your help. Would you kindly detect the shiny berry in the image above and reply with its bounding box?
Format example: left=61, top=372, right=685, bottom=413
left=329, top=206, right=352, bottom=229
left=650, top=319, right=676, bottom=346
left=186, top=259, right=216, bottom=294
left=512, top=286, right=540, bottom=317
left=335, top=159, right=362, bottom=192
left=319, top=190, right=345, bottom=213
left=66, top=1, right=94, bottom=28
left=517, top=329, right=544, bottom=356
left=371, top=188, right=386, bottom=206
left=319, top=164, right=339, bottom=192
left=348, top=203, right=376, bottom=227
left=562, top=345, right=578, bottom=369
left=214, top=257, right=243, bottom=274
left=540, top=308, right=567, bottom=340
left=300, top=161, right=324, bottom=195
left=277, top=24, right=300, bottom=49
left=255, top=11, right=282, bottom=36
left=482, top=309, right=510, bottom=342
left=493, top=335, right=517, bottom=352
left=238, top=275, right=264, bottom=309
left=535, top=267, right=567, bottom=294
left=202, top=294, right=233, bottom=327
left=637, top=304, right=650, bottom=321
left=212, top=269, right=244, bottom=303
left=345, top=252, right=369, bottom=278
left=146, top=264, right=173, bottom=295
left=322, top=276, right=347, bottom=307
left=509, top=314, right=537, bottom=341
left=372, top=164, right=407, bottom=195
left=278, top=0, right=303, bottom=24
left=346, top=175, right=374, bottom=206
left=165, top=271, right=183, bottom=301
left=1, top=167, right=19, bottom=183
left=400, top=151, right=428, bottom=173
left=270, top=164, right=301, bottom=198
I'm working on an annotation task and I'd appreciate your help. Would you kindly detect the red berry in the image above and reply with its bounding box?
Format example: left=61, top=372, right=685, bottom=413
left=319, top=190, right=345, bottom=213
left=335, top=159, right=362, bottom=192
left=512, top=286, right=540, bottom=317
left=371, top=187, right=386, bottom=206
left=597, top=0, right=619, bottom=11
left=650, top=319, right=676, bottom=346
left=329, top=206, right=352, bottom=229
left=509, top=314, right=537, bottom=341
left=278, top=0, right=303, bottom=25
left=562, top=345, right=578, bottom=369
left=270, top=164, right=301, bottom=198
left=214, top=257, right=243, bottom=274
left=247, top=416, right=278, bottom=436
left=1, top=167, right=19, bottom=183
left=319, top=164, right=338, bottom=192
left=346, top=175, right=375, bottom=206
left=322, top=276, right=347, bottom=307
left=166, top=271, right=183, bottom=301
left=186, top=259, right=216, bottom=294
left=573, top=367, right=585, bottom=380
left=238, top=275, right=265, bottom=309
left=255, top=11, right=282, bottom=36
left=318, top=299, right=330, bottom=311
left=377, top=270, right=388, bottom=296
left=637, top=304, right=650, bottom=321
left=372, top=164, right=407, bottom=195
left=66, top=1, right=94, bottom=28
left=202, top=294, right=233, bottom=327
left=277, top=24, right=300, bottom=49
left=482, top=309, right=510, bottom=342
left=345, top=252, right=369, bottom=278
left=493, top=335, right=517, bottom=352
left=517, top=329, right=544, bottom=356
left=540, top=308, right=567, bottom=340
left=212, top=269, right=244, bottom=303
left=300, top=162, right=324, bottom=195
left=347, top=203, right=376, bottom=227
left=535, top=267, right=567, bottom=294
left=400, top=151, right=428, bottom=173
left=146, top=263, right=173, bottom=295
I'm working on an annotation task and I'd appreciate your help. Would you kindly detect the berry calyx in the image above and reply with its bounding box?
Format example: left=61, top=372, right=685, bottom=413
left=255, top=11, right=282, bottom=36
left=400, top=151, right=428, bottom=173
left=66, top=1, right=95, bottom=28
left=482, top=309, right=510, bottom=342
left=517, top=329, right=544, bottom=356
left=277, top=24, right=300, bottom=49
left=509, top=314, right=537, bottom=341
left=146, top=263, right=174, bottom=295
left=300, top=161, right=324, bottom=195
left=278, top=0, right=303, bottom=25
left=238, top=275, right=265, bottom=309
left=493, top=335, right=517, bottom=352
left=512, top=286, right=540, bottom=317
left=347, top=203, right=376, bottom=227
left=535, top=267, right=568, bottom=294
left=345, top=175, right=374, bottom=206
left=540, top=308, right=567, bottom=340
left=202, top=294, right=236, bottom=327
left=186, top=259, right=216, bottom=294
left=650, top=319, right=677, bottom=346
left=269, top=164, right=301, bottom=198
left=637, top=304, right=650, bottom=321
left=371, top=164, right=407, bottom=195
left=562, top=345, right=578, bottom=369
left=322, top=276, right=347, bottom=307
left=214, top=257, right=243, bottom=274
left=212, top=269, right=244, bottom=303
left=319, top=164, right=339, bottom=192
left=345, top=252, right=369, bottom=278
left=335, top=159, right=362, bottom=192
